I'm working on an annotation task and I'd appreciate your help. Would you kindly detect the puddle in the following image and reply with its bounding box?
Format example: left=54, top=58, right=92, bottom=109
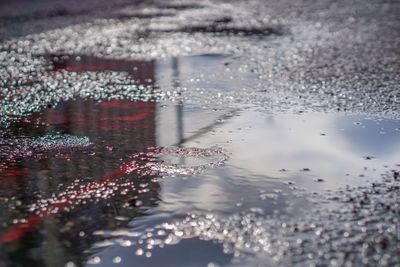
left=0, top=52, right=243, bottom=127
left=0, top=52, right=399, bottom=267
left=48, top=54, right=155, bottom=86
left=1, top=99, right=398, bottom=266
left=81, top=107, right=400, bottom=266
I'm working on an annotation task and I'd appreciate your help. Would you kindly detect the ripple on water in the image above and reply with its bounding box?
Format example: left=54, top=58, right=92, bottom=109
left=9, top=145, right=228, bottom=222
left=90, top=169, right=400, bottom=266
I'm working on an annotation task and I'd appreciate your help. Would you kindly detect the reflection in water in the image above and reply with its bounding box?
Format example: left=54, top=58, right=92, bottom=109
left=0, top=56, right=160, bottom=267
left=172, top=57, right=184, bottom=147
left=154, top=109, right=400, bottom=220
left=0, top=97, right=161, bottom=266
left=0, top=53, right=399, bottom=267
left=0, top=53, right=234, bottom=267
left=88, top=108, right=399, bottom=267
left=185, top=111, right=400, bottom=190
left=50, top=54, right=155, bottom=86
left=336, top=116, right=400, bottom=156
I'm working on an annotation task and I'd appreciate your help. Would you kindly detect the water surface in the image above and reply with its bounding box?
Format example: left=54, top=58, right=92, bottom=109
left=0, top=54, right=399, bottom=267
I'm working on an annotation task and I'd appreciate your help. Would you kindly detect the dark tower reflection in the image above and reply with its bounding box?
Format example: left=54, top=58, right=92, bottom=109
left=172, top=57, right=184, bottom=147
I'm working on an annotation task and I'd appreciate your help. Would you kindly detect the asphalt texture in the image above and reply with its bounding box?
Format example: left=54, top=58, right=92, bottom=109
left=0, top=0, right=399, bottom=266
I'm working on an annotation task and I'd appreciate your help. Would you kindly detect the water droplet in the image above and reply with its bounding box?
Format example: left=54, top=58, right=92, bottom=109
left=87, top=256, right=101, bottom=265
left=135, top=248, right=144, bottom=256
left=112, top=256, right=122, bottom=264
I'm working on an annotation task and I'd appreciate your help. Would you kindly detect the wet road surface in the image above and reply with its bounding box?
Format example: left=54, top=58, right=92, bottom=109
left=0, top=0, right=399, bottom=266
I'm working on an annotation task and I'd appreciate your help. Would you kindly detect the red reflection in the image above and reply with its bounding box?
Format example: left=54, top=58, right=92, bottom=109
left=0, top=159, right=139, bottom=244
left=100, top=100, right=154, bottom=109
left=51, top=55, right=154, bottom=86
left=0, top=54, right=158, bottom=245
left=45, top=99, right=155, bottom=132
left=0, top=167, right=29, bottom=189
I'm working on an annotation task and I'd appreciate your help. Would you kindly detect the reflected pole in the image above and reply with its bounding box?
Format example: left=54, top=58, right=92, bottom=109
left=172, top=57, right=184, bottom=146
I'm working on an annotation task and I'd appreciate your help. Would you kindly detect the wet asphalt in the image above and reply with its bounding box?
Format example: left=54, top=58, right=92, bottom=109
left=0, top=0, right=399, bottom=266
